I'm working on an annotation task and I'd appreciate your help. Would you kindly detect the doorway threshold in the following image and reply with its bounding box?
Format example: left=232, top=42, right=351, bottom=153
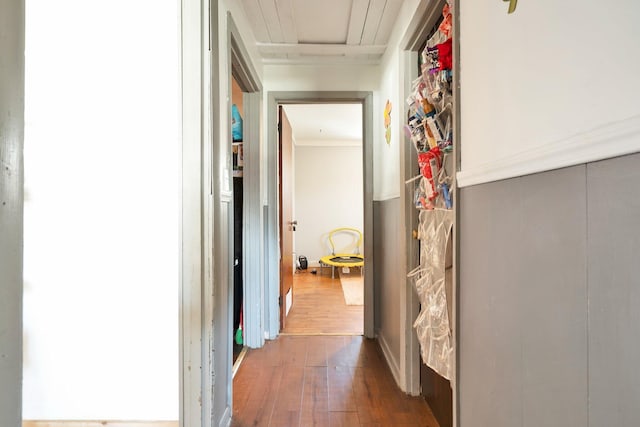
left=232, top=347, right=248, bottom=379
left=279, top=332, right=363, bottom=336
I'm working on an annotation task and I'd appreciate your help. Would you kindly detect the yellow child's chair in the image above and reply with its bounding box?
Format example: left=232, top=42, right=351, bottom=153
left=319, top=227, right=364, bottom=279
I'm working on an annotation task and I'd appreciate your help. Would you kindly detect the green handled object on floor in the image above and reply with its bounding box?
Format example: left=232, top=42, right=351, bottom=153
left=235, top=305, right=243, bottom=345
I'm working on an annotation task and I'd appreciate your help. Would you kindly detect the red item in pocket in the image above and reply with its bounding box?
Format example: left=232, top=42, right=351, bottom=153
left=418, top=147, right=442, bottom=201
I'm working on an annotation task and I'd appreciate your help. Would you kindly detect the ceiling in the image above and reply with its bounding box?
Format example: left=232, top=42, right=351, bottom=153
left=239, top=0, right=404, bottom=65
left=283, top=104, right=362, bottom=146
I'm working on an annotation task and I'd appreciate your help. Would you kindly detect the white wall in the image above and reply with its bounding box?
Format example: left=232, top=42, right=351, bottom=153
left=263, top=64, right=379, bottom=93
left=374, top=51, right=402, bottom=201
left=263, top=63, right=379, bottom=200
left=459, top=0, right=640, bottom=186
left=263, top=62, right=379, bottom=201
left=294, top=144, right=363, bottom=266
left=263, top=63, right=394, bottom=204
left=23, top=0, right=180, bottom=420
left=374, top=0, right=423, bottom=201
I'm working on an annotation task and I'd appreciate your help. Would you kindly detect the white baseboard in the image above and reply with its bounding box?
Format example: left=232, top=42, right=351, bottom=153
left=377, top=331, right=402, bottom=389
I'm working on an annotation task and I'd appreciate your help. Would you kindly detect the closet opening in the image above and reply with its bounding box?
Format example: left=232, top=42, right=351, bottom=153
left=402, top=1, right=457, bottom=426
left=227, top=12, right=263, bottom=371
left=231, top=75, right=245, bottom=366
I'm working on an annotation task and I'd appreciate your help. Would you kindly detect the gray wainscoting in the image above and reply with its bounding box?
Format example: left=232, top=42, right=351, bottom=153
left=587, top=154, right=640, bottom=427
left=458, top=153, right=640, bottom=427
left=374, top=198, right=403, bottom=368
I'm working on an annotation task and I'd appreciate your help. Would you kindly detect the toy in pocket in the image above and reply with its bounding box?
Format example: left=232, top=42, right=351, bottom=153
left=439, top=4, right=453, bottom=40
left=425, top=116, right=444, bottom=145
left=422, top=71, right=443, bottom=103
left=411, top=125, right=428, bottom=153
left=232, top=104, right=243, bottom=141
left=407, top=114, right=427, bottom=152
left=414, top=177, right=434, bottom=210
left=424, top=121, right=438, bottom=150
left=418, top=147, right=442, bottom=201
left=435, top=38, right=453, bottom=71
left=422, top=99, right=436, bottom=118
left=441, top=183, right=453, bottom=209
left=439, top=114, right=453, bottom=152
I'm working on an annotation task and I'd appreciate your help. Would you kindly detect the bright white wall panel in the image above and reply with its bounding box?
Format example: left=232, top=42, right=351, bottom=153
left=23, top=0, right=180, bottom=420
left=459, top=0, right=640, bottom=185
left=375, top=48, right=401, bottom=201
left=263, top=63, right=379, bottom=93
left=294, top=145, right=363, bottom=265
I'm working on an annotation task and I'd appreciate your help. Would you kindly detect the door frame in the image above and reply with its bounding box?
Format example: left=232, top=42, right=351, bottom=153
left=0, top=0, right=24, bottom=423
left=277, top=105, right=295, bottom=330
left=227, top=13, right=263, bottom=349
left=398, top=0, right=447, bottom=396
left=265, top=91, right=375, bottom=339
left=399, top=0, right=460, bottom=424
left=180, top=4, right=263, bottom=427
left=180, top=0, right=210, bottom=425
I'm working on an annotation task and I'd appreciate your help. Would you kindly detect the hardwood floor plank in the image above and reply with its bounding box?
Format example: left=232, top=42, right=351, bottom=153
left=325, top=336, right=354, bottom=368
left=232, top=364, right=284, bottom=426
left=269, top=364, right=305, bottom=426
left=232, top=360, right=252, bottom=415
left=232, top=336, right=439, bottom=427
left=267, top=409, right=300, bottom=427
left=327, top=365, right=357, bottom=412
left=305, top=335, right=328, bottom=367
left=352, top=366, right=385, bottom=425
left=327, top=335, right=373, bottom=368
left=280, top=365, right=306, bottom=411
left=299, top=366, right=330, bottom=426
left=279, top=335, right=309, bottom=367
left=328, top=411, right=360, bottom=427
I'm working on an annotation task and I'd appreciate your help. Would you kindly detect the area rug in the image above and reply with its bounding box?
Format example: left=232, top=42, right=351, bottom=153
left=339, top=271, right=364, bottom=305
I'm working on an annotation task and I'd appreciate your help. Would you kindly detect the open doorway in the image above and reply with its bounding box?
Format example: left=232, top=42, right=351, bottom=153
left=278, top=103, right=365, bottom=336
left=231, top=76, right=246, bottom=364
left=227, top=14, right=263, bottom=365
left=400, top=1, right=457, bottom=426
left=265, top=91, right=375, bottom=340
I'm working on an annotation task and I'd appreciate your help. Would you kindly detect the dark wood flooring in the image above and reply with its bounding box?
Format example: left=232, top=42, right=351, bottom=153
left=232, top=335, right=439, bottom=427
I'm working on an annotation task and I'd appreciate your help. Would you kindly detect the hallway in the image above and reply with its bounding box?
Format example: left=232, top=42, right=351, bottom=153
left=232, top=335, right=438, bottom=427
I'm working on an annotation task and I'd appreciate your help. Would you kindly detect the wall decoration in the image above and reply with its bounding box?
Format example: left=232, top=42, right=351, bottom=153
left=384, top=100, right=392, bottom=145
left=503, top=0, right=517, bottom=14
